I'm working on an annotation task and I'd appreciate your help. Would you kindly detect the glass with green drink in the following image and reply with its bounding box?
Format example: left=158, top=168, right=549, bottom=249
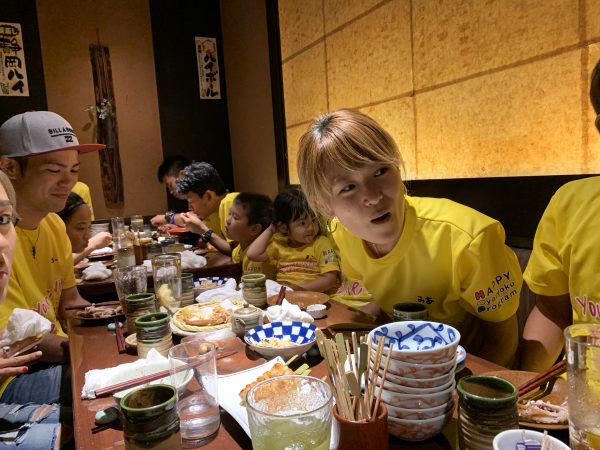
left=246, top=375, right=332, bottom=450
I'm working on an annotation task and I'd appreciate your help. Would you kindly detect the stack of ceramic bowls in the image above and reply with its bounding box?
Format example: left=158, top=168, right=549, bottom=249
left=367, top=321, right=460, bottom=442
left=124, top=293, right=158, bottom=335
left=179, top=272, right=195, bottom=307
left=135, top=312, right=173, bottom=357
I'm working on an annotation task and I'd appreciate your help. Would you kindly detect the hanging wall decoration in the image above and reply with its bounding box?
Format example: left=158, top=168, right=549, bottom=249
left=195, top=36, right=220, bottom=99
left=89, top=42, right=124, bottom=208
left=0, top=22, right=29, bottom=96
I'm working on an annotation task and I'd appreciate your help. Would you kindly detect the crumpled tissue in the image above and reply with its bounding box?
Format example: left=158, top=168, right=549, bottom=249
left=0, top=308, right=51, bottom=346
left=81, top=348, right=166, bottom=399
left=266, top=299, right=314, bottom=323
left=180, top=250, right=207, bottom=270
left=82, top=262, right=112, bottom=281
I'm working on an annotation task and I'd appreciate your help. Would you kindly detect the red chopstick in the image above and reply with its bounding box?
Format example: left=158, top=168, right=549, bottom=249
left=93, top=350, right=236, bottom=397
left=275, top=286, right=286, bottom=306
left=114, top=318, right=126, bottom=354
left=518, top=359, right=566, bottom=397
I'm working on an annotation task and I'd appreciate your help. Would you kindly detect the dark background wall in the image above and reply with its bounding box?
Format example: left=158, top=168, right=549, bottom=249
left=0, top=0, right=47, bottom=124
left=149, top=0, right=234, bottom=211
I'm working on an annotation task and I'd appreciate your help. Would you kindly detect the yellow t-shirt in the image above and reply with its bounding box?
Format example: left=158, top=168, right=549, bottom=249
left=524, top=176, right=600, bottom=324
left=72, top=181, right=95, bottom=220
left=332, top=195, right=522, bottom=330
left=266, top=234, right=340, bottom=287
left=232, top=244, right=277, bottom=280
left=0, top=214, right=75, bottom=337
left=203, top=192, right=238, bottom=240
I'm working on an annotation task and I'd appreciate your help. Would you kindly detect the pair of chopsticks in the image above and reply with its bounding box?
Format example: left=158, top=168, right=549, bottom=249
left=93, top=350, right=237, bottom=397
left=66, top=301, right=121, bottom=311
left=517, top=359, right=566, bottom=397
left=114, top=318, right=126, bottom=354
left=275, top=286, right=286, bottom=306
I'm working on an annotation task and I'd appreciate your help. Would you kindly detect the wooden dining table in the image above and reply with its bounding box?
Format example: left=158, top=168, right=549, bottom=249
left=77, top=251, right=242, bottom=301
left=67, top=297, right=521, bottom=450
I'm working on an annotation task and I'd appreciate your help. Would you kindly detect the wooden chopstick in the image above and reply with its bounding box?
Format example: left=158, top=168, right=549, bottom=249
left=66, top=301, right=121, bottom=311
left=93, top=350, right=237, bottom=397
left=114, top=318, right=126, bottom=354
left=275, top=286, right=286, bottom=306
left=518, top=359, right=566, bottom=397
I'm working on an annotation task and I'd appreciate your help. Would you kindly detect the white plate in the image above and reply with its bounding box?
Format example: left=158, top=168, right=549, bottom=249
left=104, top=359, right=193, bottom=399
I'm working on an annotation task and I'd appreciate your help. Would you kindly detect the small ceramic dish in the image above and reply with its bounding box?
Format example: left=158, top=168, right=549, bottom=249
left=244, top=321, right=316, bottom=360
left=492, top=429, right=570, bottom=450
left=384, top=398, right=454, bottom=420
left=306, top=304, right=327, bottom=319
left=379, top=380, right=456, bottom=409
left=193, top=277, right=230, bottom=296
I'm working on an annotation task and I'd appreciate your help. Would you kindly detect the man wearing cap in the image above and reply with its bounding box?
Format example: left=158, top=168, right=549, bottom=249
left=0, top=111, right=104, bottom=405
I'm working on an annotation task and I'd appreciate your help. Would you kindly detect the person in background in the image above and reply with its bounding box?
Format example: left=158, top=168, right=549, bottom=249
left=0, top=170, right=69, bottom=449
left=57, top=192, right=112, bottom=265
left=0, top=111, right=103, bottom=405
left=247, top=188, right=340, bottom=293
left=296, top=109, right=522, bottom=367
left=176, top=162, right=238, bottom=255
left=225, top=192, right=277, bottom=279
left=520, top=59, right=600, bottom=371
left=150, top=155, right=190, bottom=228
left=71, top=180, right=95, bottom=221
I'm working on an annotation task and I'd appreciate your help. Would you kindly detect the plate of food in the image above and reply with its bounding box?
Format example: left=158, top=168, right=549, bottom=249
left=170, top=298, right=245, bottom=336
left=72, top=304, right=124, bottom=322
left=484, top=370, right=568, bottom=430
left=194, top=277, right=231, bottom=295
left=266, top=291, right=329, bottom=309
left=244, top=321, right=317, bottom=360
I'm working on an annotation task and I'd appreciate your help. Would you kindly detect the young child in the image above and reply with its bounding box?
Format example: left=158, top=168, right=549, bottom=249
left=247, top=189, right=340, bottom=293
left=175, top=162, right=238, bottom=255
left=225, top=192, right=277, bottom=279
left=296, top=109, right=523, bottom=367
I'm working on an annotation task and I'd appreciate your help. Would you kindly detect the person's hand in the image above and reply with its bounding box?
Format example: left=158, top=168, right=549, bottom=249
left=0, top=351, right=42, bottom=376
left=88, top=231, right=112, bottom=250
left=180, top=212, right=207, bottom=234
left=151, top=214, right=167, bottom=226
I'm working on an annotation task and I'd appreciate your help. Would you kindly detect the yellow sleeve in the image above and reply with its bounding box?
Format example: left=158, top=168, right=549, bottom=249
left=314, top=235, right=340, bottom=274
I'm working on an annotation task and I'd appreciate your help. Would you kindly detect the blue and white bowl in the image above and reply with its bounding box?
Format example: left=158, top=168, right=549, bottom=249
left=368, top=321, right=460, bottom=364
left=244, top=321, right=317, bottom=360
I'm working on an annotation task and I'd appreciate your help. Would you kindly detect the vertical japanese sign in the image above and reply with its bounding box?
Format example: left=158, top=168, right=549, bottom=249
left=0, top=22, right=29, bottom=96
left=195, top=37, right=220, bottom=99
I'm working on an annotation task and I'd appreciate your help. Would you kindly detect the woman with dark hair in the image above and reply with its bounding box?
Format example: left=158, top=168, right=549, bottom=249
left=57, top=193, right=111, bottom=265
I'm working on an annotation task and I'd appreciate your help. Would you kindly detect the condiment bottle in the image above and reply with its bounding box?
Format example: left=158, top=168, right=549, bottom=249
left=457, top=375, right=519, bottom=450
left=241, top=273, right=267, bottom=308
left=231, top=303, right=263, bottom=338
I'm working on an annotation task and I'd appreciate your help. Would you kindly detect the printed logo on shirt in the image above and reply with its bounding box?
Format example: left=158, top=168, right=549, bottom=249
left=338, top=280, right=367, bottom=296
left=322, top=248, right=338, bottom=266
left=574, top=295, right=600, bottom=319
left=474, top=271, right=518, bottom=313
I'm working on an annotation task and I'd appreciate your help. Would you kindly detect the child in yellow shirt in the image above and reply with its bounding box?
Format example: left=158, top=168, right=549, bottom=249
left=247, top=189, right=340, bottom=293
left=225, top=192, right=277, bottom=279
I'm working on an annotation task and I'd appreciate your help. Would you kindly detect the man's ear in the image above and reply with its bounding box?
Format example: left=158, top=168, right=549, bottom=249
left=204, top=190, right=215, bottom=204
left=0, top=158, right=19, bottom=180
left=595, top=114, right=600, bottom=134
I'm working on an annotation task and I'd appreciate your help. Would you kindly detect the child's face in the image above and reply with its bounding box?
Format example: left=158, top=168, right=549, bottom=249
left=225, top=202, right=256, bottom=243
left=286, top=214, right=319, bottom=246
left=187, top=191, right=212, bottom=219
left=327, top=163, right=404, bottom=246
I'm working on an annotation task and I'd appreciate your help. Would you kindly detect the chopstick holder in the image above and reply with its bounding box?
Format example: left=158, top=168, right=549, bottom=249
left=517, top=359, right=566, bottom=397
left=93, top=350, right=236, bottom=397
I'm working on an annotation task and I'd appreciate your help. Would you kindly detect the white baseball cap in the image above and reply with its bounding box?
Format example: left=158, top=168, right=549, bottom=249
left=0, top=111, right=105, bottom=157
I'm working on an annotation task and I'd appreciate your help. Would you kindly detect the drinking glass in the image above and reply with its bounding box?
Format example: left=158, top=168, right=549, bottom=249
left=564, top=324, right=600, bottom=450
left=113, top=265, right=147, bottom=308
left=130, top=215, right=144, bottom=233
left=169, top=342, right=220, bottom=447
left=111, top=216, right=127, bottom=250
left=246, top=375, right=332, bottom=450
left=152, top=253, right=182, bottom=309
